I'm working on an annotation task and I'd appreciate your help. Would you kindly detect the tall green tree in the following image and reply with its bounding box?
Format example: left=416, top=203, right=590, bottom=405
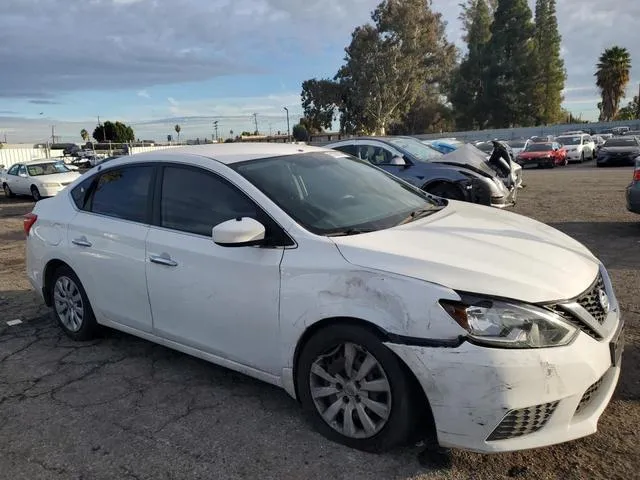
left=80, top=128, right=89, bottom=142
left=300, top=79, right=341, bottom=133
left=335, top=0, right=455, bottom=135
left=174, top=124, right=181, bottom=142
left=450, top=0, right=495, bottom=129
left=595, top=46, right=632, bottom=121
left=485, top=0, right=536, bottom=127
left=615, top=95, right=640, bottom=120
left=92, top=121, right=134, bottom=143
left=532, top=0, right=566, bottom=124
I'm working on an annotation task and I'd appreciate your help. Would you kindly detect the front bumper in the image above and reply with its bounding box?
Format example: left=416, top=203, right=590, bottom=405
left=565, top=150, right=583, bottom=161
left=39, top=185, right=69, bottom=197
left=517, top=157, right=555, bottom=168
left=386, top=314, right=622, bottom=453
left=597, top=154, right=637, bottom=166
left=626, top=183, right=640, bottom=213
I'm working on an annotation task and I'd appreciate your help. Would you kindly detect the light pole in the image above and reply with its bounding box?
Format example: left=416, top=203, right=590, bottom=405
left=283, top=107, right=290, bottom=142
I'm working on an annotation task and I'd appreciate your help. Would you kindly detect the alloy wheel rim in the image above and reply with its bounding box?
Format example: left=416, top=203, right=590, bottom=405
left=309, top=342, right=392, bottom=439
left=53, top=276, right=84, bottom=332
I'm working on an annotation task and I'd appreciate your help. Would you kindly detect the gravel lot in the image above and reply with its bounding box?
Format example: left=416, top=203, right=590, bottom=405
left=0, top=164, right=638, bottom=480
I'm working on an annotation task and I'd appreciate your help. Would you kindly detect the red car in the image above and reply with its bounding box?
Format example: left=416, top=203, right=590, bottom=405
left=516, top=142, right=567, bottom=168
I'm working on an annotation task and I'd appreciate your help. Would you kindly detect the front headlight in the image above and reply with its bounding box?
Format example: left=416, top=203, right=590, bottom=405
left=440, top=295, right=578, bottom=348
left=42, top=182, right=61, bottom=187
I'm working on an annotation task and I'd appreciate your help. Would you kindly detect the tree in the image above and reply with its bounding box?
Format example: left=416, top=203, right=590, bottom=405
left=450, top=0, right=495, bottom=129
left=300, top=79, right=341, bottom=132
left=531, top=0, right=566, bottom=124
left=292, top=123, right=310, bottom=142
left=596, top=46, right=632, bottom=121
left=80, top=129, right=89, bottom=142
left=335, top=0, right=455, bottom=135
left=174, top=124, right=181, bottom=142
left=615, top=96, right=640, bottom=120
left=92, top=121, right=135, bottom=143
left=485, top=0, right=537, bottom=127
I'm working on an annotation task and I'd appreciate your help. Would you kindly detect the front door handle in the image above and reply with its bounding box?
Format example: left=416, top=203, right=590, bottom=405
left=71, top=237, right=92, bottom=247
left=149, top=254, right=178, bottom=267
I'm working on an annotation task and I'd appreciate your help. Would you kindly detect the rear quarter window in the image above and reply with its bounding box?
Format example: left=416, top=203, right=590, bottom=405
left=71, top=176, right=96, bottom=210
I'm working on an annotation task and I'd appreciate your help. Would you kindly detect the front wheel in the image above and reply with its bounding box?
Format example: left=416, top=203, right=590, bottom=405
left=580, top=152, right=585, bottom=163
left=31, top=186, right=42, bottom=202
left=297, top=325, right=416, bottom=452
left=424, top=183, right=464, bottom=201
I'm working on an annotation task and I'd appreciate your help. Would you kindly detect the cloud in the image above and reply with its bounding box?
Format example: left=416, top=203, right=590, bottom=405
left=0, top=0, right=379, bottom=98
left=28, top=99, right=61, bottom=105
left=137, top=90, right=150, bottom=99
left=0, top=110, right=18, bottom=115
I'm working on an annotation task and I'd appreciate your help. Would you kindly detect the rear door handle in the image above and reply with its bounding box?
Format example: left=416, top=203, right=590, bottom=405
left=71, top=237, right=92, bottom=247
left=149, top=254, right=178, bottom=267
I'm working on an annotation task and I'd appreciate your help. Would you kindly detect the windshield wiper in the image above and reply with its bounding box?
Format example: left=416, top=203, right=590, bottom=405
left=326, top=228, right=376, bottom=237
left=396, top=206, right=442, bottom=226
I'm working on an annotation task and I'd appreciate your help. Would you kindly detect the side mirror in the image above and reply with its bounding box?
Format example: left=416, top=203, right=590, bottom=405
left=213, top=217, right=265, bottom=247
left=390, top=156, right=406, bottom=166
left=19, top=172, right=28, bottom=178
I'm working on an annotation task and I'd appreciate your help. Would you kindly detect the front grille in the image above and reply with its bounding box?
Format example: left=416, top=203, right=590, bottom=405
left=487, top=401, right=559, bottom=441
left=575, top=378, right=604, bottom=415
left=547, top=305, right=602, bottom=340
left=576, top=274, right=607, bottom=324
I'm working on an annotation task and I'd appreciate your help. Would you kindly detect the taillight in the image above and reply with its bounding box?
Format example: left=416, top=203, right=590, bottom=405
left=634, top=167, right=640, bottom=182
left=23, top=213, right=37, bottom=236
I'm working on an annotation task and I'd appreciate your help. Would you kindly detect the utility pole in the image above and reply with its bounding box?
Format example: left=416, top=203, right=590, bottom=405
left=283, top=107, right=290, bottom=142
left=213, top=121, right=219, bottom=142
left=252, top=113, right=259, bottom=135
left=51, top=125, right=55, bottom=144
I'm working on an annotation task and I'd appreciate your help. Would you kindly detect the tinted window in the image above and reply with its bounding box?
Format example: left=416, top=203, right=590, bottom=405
left=332, top=144, right=357, bottom=156
left=160, top=166, right=258, bottom=237
left=358, top=144, right=394, bottom=165
left=7, top=165, right=20, bottom=175
left=71, top=176, right=96, bottom=210
left=90, top=166, right=154, bottom=223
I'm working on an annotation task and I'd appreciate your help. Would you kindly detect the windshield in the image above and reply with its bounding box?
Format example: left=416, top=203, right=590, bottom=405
left=386, top=137, right=443, bottom=162
left=557, top=136, right=582, bottom=146
left=233, top=152, right=441, bottom=235
left=508, top=141, right=526, bottom=148
left=604, top=138, right=639, bottom=147
left=475, top=142, right=494, bottom=154
left=525, top=143, right=553, bottom=152
left=27, top=162, right=71, bottom=176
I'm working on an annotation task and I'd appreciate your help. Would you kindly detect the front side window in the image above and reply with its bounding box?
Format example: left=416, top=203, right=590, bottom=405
left=7, top=165, right=20, bottom=175
left=89, top=166, right=154, bottom=223
left=160, top=166, right=258, bottom=237
left=332, top=144, right=357, bottom=156
left=18, top=165, right=27, bottom=176
left=358, top=144, right=394, bottom=165
left=386, top=137, right=443, bottom=162
left=233, top=152, right=442, bottom=236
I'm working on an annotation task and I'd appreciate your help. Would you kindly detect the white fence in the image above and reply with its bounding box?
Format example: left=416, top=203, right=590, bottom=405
left=0, top=145, right=178, bottom=169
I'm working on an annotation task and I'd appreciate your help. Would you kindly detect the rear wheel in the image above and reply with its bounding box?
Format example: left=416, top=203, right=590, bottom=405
left=424, top=182, right=464, bottom=201
left=31, top=186, right=41, bottom=202
left=50, top=265, right=99, bottom=341
left=297, top=325, right=416, bottom=452
left=3, top=183, right=14, bottom=197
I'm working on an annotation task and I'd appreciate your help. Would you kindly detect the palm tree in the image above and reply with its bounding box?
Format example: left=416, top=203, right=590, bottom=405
left=595, top=46, right=632, bottom=121
left=174, top=124, right=181, bottom=143
left=80, top=129, right=89, bottom=142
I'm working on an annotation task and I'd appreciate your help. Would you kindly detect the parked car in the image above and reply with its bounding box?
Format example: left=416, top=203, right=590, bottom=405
left=528, top=135, right=555, bottom=144
left=516, top=142, right=567, bottom=168
left=2, top=160, right=81, bottom=201
left=25, top=143, right=623, bottom=454
left=611, top=126, right=630, bottom=135
left=506, top=140, right=527, bottom=157
left=422, top=138, right=463, bottom=154
left=596, top=136, right=640, bottom=167
left=555, top=134, right=596, bottom=163
left=325, top=137, right=518, bottom=208
left=626, top=158, right=640, bottom=214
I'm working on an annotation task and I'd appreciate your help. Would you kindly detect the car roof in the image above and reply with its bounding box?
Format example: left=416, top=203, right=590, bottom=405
left=120, top=143, right=330, bottom=165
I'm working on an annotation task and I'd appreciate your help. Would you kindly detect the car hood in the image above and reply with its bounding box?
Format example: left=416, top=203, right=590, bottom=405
left=599, top=147, right=640, bottom=154
left=32, top=172, right=81, bottom=183
left=519, top=151, right=553, bottom=158
left=435, top=144, right=501, bottom=178
left=332, top=201, right=598, bottom=304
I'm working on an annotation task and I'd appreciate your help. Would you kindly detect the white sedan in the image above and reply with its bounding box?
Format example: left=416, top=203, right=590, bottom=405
left=2, top=160, right=81, bottom=201
left=25, top=144, right=622, bottom=453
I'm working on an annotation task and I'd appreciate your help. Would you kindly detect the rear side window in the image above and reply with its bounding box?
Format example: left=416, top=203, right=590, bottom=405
left=71, top=176, right=95, bottom=210
left=160, top=166, right=257, bottom=237
left=89, top=166, right=154, bottom=223
left=332, top=144, right=357, bottom=156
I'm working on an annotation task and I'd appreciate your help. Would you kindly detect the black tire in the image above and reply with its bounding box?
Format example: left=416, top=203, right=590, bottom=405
left=49, top=265, right=100, bottom=341
left=31, top=186, right=42, bottom=202
left=297, top=324, right=416, bottom=453
left=3, top=183, right=14, bottom=198
left=580, top=152, right=585, bottom=163
left=424, top=182, right=464, bottom=201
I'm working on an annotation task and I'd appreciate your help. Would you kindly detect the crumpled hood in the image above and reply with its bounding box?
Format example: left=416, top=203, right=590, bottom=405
left=332, top=202, right=599, bottom=304
left=436, top=143, right=500, bottom=178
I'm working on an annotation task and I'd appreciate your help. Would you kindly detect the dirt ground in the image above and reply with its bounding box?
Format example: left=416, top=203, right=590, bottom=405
left=0, top=163, right=638, bottom=480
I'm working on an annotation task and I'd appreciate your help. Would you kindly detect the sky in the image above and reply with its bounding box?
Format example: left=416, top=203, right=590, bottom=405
left=0, top=0, right=638, bottom=143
